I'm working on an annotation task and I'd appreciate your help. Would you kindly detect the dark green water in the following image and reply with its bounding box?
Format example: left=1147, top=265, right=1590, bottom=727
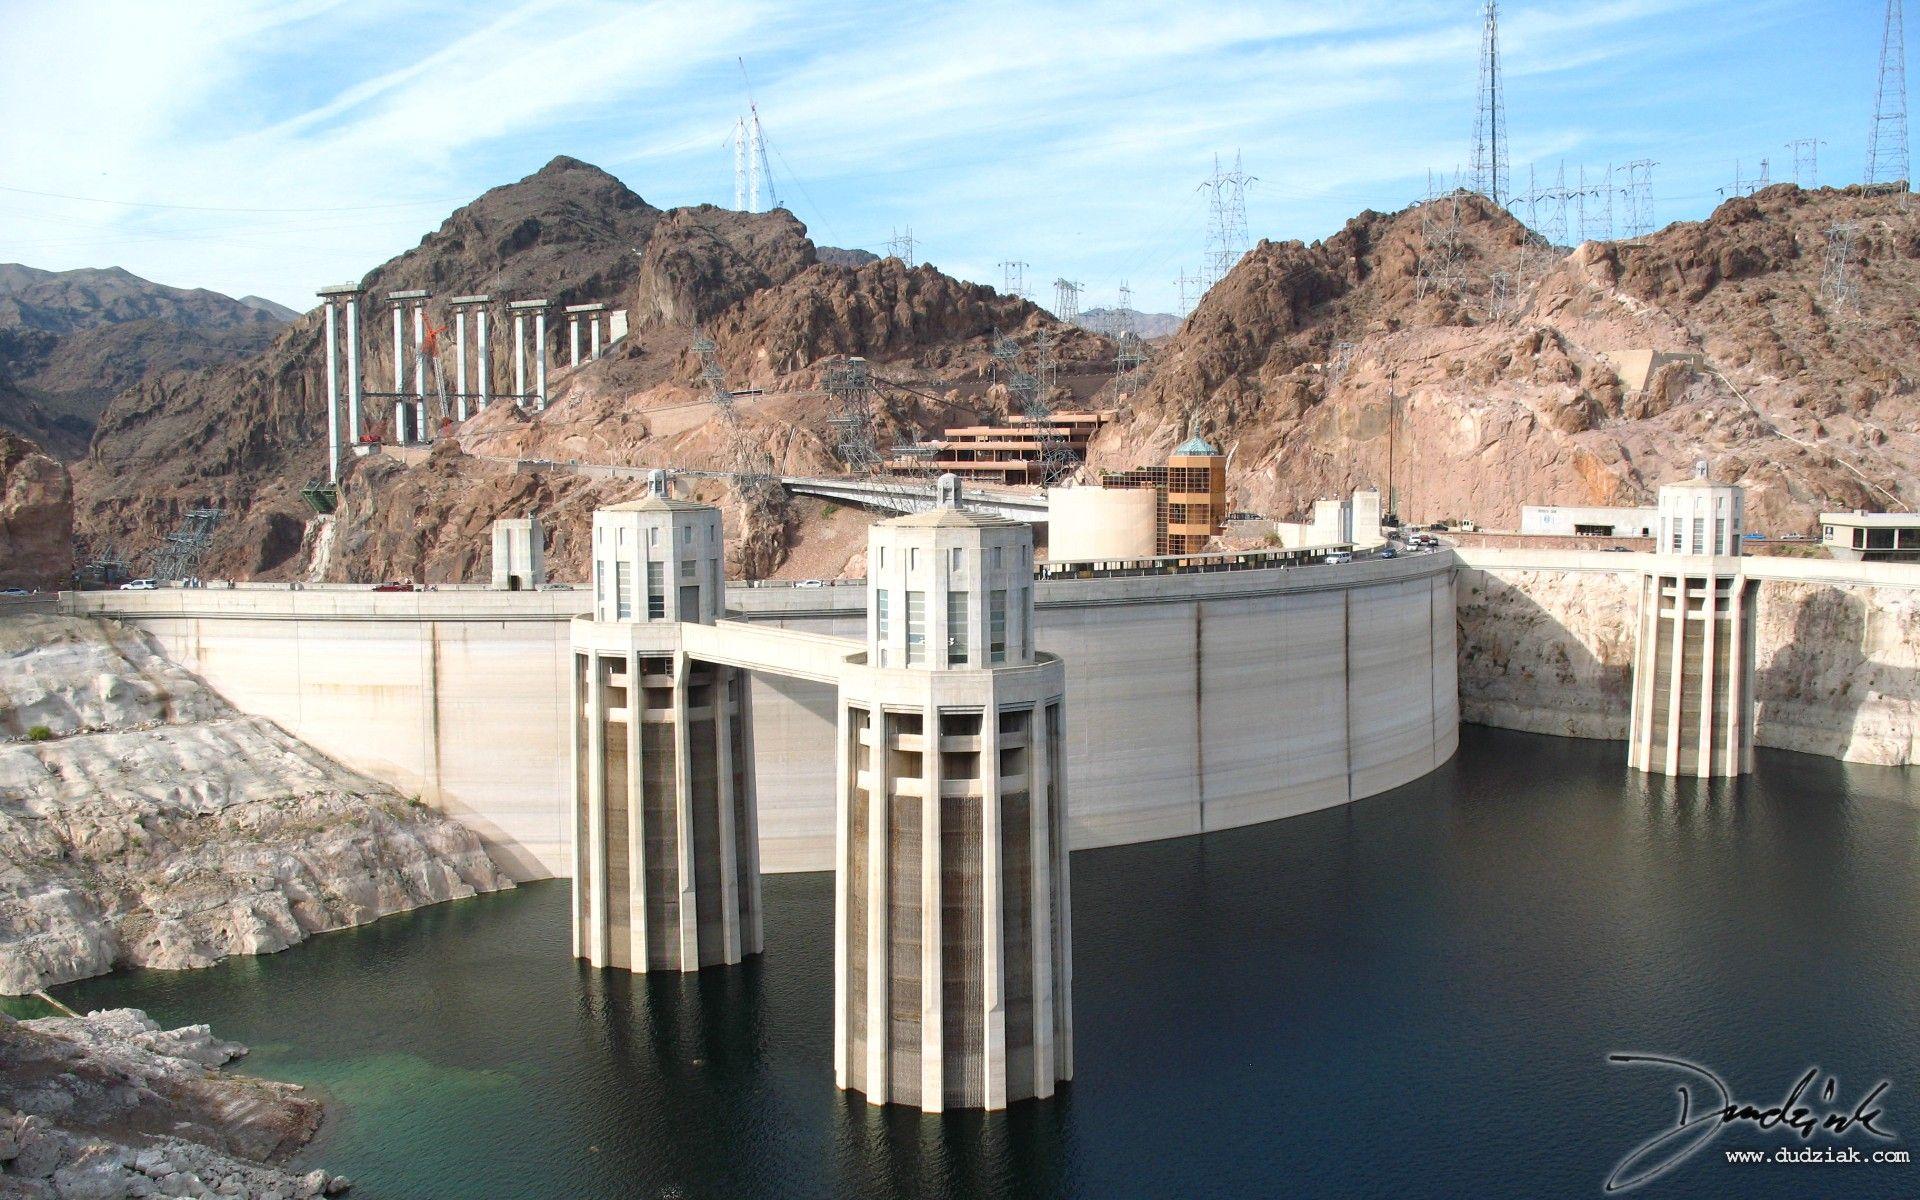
left=55, top=728, right=1920, bottom=1198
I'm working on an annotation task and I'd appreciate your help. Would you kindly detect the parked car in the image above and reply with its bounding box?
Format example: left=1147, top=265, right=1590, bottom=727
left=1322, top=552, right=1354, bottom=565
left=1378, top=549, right=1397, bottom=559
left=1782, top=533, right=1807, bottom=541
left=119, top=578, right=158, bottom=591
left=0, top=588, right=32, bottom=597
left=372, top=580, right=416, bottom=592
left=539, top=582, right=575, bottom=591
left=795, top=579, right=826, bottom=589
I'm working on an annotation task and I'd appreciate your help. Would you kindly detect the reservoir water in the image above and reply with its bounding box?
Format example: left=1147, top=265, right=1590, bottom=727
left=55, top=728, right=1920, bottom=1198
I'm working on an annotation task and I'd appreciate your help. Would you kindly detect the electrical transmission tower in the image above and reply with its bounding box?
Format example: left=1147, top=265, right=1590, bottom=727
left=1787, top=138, right=1826, bottom=188
left=1415, top=169, right=1468, bottom=299
left=152, top=508, right=222, bottom=582
left=1578, top=164, right=1615, bottom=242
left=1199, top=152, right=1255, bottom=289
left=1052, top=278, right=1083, bottom=324
left=692, top=327, right=777, bottom=497
left=824, top=357, right=883, bottom=476
left=1867, top=0, right=1911, bottom=190
left=1112, top=283, right=1146, bottom=397
left=1175, top=269, right=1202, bottom=314
left=1620, top=159, right=1657, bottom=237
left=999, top=260, right=1029, bottom=300
left=1718, top=158, right=1771, bottom=199
left=734, top=58, right=779, bottom=212
left=990, top=329, right=1076, bottom=483
left=1821, top=222, right=1864, bottom=314
left=886, top=227, right=917, bottom=266
left=1470, top=0, right=1509, bottom=204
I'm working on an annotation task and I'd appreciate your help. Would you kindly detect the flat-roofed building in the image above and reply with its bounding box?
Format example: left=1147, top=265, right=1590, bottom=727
left=1821, top=511, right=1920, bottom=562
left=1520, top=503, right=1659, bottom=539
left=1098, top=436, right=1228, bottom=554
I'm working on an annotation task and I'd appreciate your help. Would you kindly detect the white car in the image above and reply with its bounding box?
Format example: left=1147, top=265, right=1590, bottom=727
left=1322, top=553, right=1354, bottom=565
left=119, top=579, right=158, bottom=591
left=795, top=579, right=826, bottom=589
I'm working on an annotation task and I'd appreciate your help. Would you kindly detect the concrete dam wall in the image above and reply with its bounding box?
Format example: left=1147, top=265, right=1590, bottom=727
left=68, top=554, right=1459, bottom=880
left=1455, top=548, right=1920, bottom=767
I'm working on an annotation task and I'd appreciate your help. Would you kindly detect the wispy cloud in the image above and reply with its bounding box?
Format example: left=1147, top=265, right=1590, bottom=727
left=0, top=0, right=1877, bottom=311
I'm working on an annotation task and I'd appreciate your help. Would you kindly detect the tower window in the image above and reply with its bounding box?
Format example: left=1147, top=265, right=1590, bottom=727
left=948, top=590, right=969, bottom=665
left=615, top=561, right=633, bottom=620
left=906, top=591, right=926, bottom=665
left=990, top=589, right=1007, bottom=664
left=646, top=561, right=665, bottom=619
left=876, top=589, right=889, bottom=640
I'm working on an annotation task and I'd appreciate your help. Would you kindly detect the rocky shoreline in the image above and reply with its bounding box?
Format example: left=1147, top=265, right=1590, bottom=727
left=0, top=613, right=512, bottom=994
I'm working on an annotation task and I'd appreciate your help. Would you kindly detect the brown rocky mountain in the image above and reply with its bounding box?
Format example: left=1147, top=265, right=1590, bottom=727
left=63, top=162, right=1916, bottom=590
left=1097, top=184, right=1917, bottom=534
left=0, top=429, right=72, bottom=589
left=0, top=264, right=288, bottom=458
left=72, top=156, right=1105, bottom=585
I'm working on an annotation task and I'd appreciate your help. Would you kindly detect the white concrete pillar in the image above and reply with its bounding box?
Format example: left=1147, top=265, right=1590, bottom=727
left=715, top=670, right=742, bottom=963
left=833, top=701, right=853, bottom=1090
left=570, top=652, right=586, bottom=961
left=591, top=314, right=603, bottom=360
left=323, top=300, right=341, bottom=484
left=1051, top=699, right=1074, bottom=1083
left=625, top=649, right=647, bottom=971
left=672, top=651, right=699, bottom=969
left=919, top=700, right=943, bottom=1111
left=477, top=309, right=491, bottom=410
left=980, top=700, right=1007, bottom=1111
left=569, top=314, right=581, bottom=368
left=586, top=652, right=609, bottom=967
left=864, top=716, right=890, bottom=1103
left=1697, top=577, right=1718, bottom=777
left=535, top=308, right=549, bottom=409
left=391, top=304, right=404, bottom=394
left=345, top=295, right=362, bottom=445
left=513, top=313, right=527, bottom=403
left=1030, top=698, right=1056, bottom=1099
left=1664, top=575, right=1687, bottom=775
left=737, top=675, right=763, bottom=956
left=411, top=302, right=428, bottom=442
left=454, top=311, right=469, bottom=423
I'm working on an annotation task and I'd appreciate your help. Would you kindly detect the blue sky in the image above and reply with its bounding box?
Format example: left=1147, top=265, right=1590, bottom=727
left=0, top=1, right=1900, bottom=313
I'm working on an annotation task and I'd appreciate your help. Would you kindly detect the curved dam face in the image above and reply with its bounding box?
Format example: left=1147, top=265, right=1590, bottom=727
left=67, top=554, right=1458, bottom=879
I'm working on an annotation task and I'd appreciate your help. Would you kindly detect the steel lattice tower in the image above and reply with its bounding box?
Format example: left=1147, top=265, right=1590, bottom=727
left=1470, top=0, right=1509, bottom=205
left=1867, top=0, right=1911, bottom=189
left=999, top=260, right=1029, bottom=300
left=1199, top=152, right=1255, bottom=289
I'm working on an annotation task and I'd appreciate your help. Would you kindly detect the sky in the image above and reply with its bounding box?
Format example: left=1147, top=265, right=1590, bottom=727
left=0, top=0, right=1902, bottom=314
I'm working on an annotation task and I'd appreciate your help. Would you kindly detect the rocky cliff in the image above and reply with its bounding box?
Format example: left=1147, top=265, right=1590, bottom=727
left=1098, top=185, right=1917, bottom=536
left=0, top=1007, right=346, bottom=1199
left=1455, top=555, right=1920, bottom=766
left=0, top=431, right=72, bottom=591
left=0, top=613, right=511, bottom=993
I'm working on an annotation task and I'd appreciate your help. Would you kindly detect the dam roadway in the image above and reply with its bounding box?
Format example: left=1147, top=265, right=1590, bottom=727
left=65, top=552, right=1458, bottom=880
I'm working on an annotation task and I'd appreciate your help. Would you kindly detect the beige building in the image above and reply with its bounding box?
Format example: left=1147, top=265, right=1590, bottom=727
left=1821, top=511, right=1920, bottom=562
left=1045, top=485, right=1157, bottom=561
left=1627, top=465, right=1756, bottom=777
left=490, top=516, right=545, bottom=591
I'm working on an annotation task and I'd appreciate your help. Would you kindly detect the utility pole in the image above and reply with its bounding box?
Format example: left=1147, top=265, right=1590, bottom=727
left=1470, top=0, right=1509, bottom=204
left=1867, top=0, right=1911, bottom=191
left=1620, top=159, right=1657, bottom=237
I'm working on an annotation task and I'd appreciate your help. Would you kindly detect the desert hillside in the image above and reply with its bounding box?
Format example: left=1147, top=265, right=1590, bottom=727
left=59, top=162, right=1920, bottom=586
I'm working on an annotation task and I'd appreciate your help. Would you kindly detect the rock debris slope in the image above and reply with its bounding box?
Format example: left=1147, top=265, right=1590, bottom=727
left=0, top=613, right=510, bottom=994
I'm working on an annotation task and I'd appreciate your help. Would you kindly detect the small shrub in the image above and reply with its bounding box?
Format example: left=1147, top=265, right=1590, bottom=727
left=26, top=725, right=52, bottom=742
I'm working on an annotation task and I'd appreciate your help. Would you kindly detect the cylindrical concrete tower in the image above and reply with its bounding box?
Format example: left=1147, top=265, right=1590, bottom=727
left=571, top=472, right=761, bottom=971
left=835, top=474, right=1072, bottom=1111
left=1627, top=462, right=1757, bottom=777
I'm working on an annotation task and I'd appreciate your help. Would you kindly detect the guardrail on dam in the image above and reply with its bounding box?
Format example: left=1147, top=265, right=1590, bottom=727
left=64, top=552, right=1458, bottom=880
